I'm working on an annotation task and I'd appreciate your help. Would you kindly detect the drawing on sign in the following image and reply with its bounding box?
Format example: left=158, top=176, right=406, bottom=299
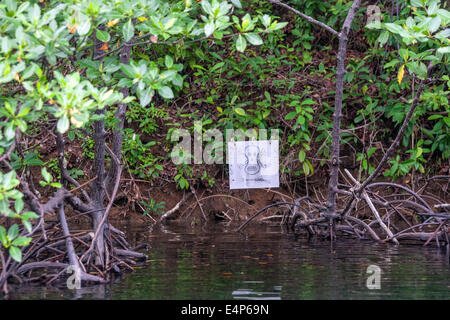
left=228, top=140, right=279, bottom=189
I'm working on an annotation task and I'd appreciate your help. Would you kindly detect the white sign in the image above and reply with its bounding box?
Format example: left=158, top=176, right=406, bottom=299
left=228, top=140, right=279, bottom=190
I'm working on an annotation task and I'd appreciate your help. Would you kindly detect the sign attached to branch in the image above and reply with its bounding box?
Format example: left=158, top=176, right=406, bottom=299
left=228, top=140, right=279, bottom=190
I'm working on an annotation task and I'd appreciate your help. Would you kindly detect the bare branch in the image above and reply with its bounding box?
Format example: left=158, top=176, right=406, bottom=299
left=265, top=0, right=339, bottom=36
left=357, top=62, right=434, bottom=192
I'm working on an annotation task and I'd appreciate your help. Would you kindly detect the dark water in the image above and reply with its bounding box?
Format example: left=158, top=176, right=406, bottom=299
left=5, top=222, right=450, bottom=299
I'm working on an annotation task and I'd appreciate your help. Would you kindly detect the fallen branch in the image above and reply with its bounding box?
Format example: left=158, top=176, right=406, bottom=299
left=158, top=192, right=193, bottom=223
left=344, top=216, right=381, bottom=241
left=344, top=169, right=399, bottom=244
left=16, top=262, right=67, bottom=275
left=395, top=232, right=446, bottom=242
left=237, top=201, right=311, bottom=232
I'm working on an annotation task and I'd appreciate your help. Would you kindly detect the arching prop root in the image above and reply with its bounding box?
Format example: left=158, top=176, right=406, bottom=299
left=237, top=170, right=449, bottom=247
left=0, top=195, right=148, bottom=291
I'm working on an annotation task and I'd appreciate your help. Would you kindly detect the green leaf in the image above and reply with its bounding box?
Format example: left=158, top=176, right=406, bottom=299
left=231, top=0, right=242, bottom=8
left=429, top=16, right=441, bottom=33
left=377, top=31, right=389, bottom=46
left=57, top=114, right=70, bottom=133
left=244, top=33, right=263, bottom=45
left=5, top=123, right=15, bottom=141
left=201, top=0, right=213, bottom=15
left=160, top=70, right=176, bottom=80
left=77, top=19, right=91, bottom=36
left=285, top=112, right=297, bottom=120
left=3, top=170, right=18, bottom=189
left=29, top=4, right=40, bottom=22
left=158, top=86, right=174, bottom=99
left=428, top=114, right=443, bottom=120
left=437, top=46, right=450, bottom=54
left=241, top=14, right=251, bottom=31
left=41, top=167, right=52, bottom=183
left=164, top=17, right=176, bottom=30
left=204, top=21, right=215, bottom=37
left=0, top=199, right=8, bottom=214
left=367, top=147, right=377, bottom=157
left=384, top=23, right=403, bottom=34
left=366, top=20, right=381, bottom=30
left=436, top=9, right=450, bottom=24
left=23, top=152, right=44, bottom=166
left=9, top=246, right=21, bottom=262
left=165, top=55, right=173, bottom=68
left=140, top=87, right=154, bottom=107
left=212, top=30, right=223, bottom=39
left=301, top=98, right=316, bottom=105
left=269, top=21, right=288, bottom=31
left=416, top=147, right=423, bottom=159
left=49, top=182, right=62, bottom=188
left=384, top=23, right=409, bottom=38
left=6, top=190, right=22, bottom=200
left=296, top=115, right=305, bottom=126
left=427, top=1, right=438, bottom=15
left=236, top=34, right=246, bottom=52
left=21, top=211, right=39, bottom=221
left=261, top=15, right=271, bottom=28
left=384, top=59, right=400, bottom=69
left=298, top=149, right=306, bottom=162
left=302, top=161, right=310, bottom=175
left=96, top=29, right=110, bottom=42
left=6, top=0, right=17, bottom=12
left=122, top=96, right=135, bottom=104
left=17, top=107, right=30, bottom=118
left=0, top=226, right=6, bottom=245
left=416, top=62, right=427, bottom=79
left=7, top=224, right=18, bottom=240
left=14, top=198, right=24, bottom=213
left=120, top=64, right=136, bottom=78
left=23, top=221, right=32, bottom=233
left=234, top=107, right=245, bottom=116
left=12, top=236, right=31, bottom=247
left=123, top=19, right=134, bottom=42
left=210, top=62, right=225, bottom=72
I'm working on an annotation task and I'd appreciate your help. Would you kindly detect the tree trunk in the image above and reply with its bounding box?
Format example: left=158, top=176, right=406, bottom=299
left=107, top=42, right=132, bottom=194
left=325, top=0, right=361, bottom=218
left=90, top=28, right=107, bottom=267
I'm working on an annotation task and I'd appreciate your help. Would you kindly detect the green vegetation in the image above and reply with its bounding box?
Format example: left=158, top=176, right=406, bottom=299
left=0, top=0, right=448, bottom=293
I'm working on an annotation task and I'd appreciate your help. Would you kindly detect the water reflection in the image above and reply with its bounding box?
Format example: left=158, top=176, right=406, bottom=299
left=4, top=222, right=450, bottom=300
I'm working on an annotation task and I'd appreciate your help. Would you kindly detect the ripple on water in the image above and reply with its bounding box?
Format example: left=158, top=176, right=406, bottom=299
left=4, top=223, right=450, bottom=299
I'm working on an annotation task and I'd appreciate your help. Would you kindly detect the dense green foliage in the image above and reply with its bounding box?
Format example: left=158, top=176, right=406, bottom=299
left=0, top=0, right=283, bottom=262
left=0, top=0, right=448, bottom=267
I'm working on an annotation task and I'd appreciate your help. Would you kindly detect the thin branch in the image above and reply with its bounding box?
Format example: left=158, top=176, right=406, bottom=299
left=366, top=182, right=432, bottom=211
left=81, top=158, right=123, bottom=264
left=357, top=62, right=434, bottom=192
left=0, top=134, right=16, bottom=163
left=237, top=201, right=316, bottom=232
left=265, top=0, right=339, bottom=36
left=344, top=216, right=381, bottom=241
left=55, top=130, right=91, bottom=202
